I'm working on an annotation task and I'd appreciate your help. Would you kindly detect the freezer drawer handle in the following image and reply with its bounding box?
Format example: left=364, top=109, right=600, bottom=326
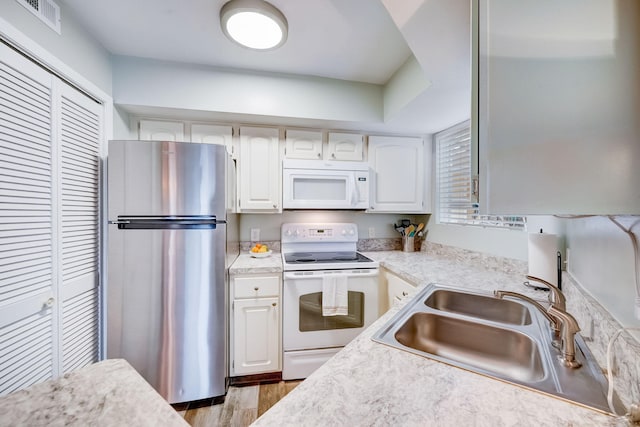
left=110, top=216, right=223, bottom=230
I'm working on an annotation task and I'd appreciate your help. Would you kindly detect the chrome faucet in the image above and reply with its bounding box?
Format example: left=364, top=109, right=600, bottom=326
left=493, top=290, right=561, bottom=340
left=494, top=275, right=582, bottom=369
left=525, top=275, right=566, bottom=312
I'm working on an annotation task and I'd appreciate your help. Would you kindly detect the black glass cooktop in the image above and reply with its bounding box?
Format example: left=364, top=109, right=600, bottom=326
left=284, top=251, right=374, bottom=264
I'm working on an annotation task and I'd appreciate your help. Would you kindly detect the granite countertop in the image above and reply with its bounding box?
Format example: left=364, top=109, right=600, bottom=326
left=252, top=251, right=621, bottom=427
left=229, top=252, right=283, bottom=275
left=0, top=359, right=188, bottom=427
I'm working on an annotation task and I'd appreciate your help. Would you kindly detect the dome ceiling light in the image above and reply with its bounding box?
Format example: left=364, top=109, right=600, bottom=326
left=220, top=0, right=288, bottom=50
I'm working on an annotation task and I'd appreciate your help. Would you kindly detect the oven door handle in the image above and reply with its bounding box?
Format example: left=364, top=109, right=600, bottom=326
left=283, top=270, right=379, bottom=280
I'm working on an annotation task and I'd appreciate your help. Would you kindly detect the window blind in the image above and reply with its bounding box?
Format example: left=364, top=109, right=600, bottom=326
left=436, top=121, right=525, bottom=229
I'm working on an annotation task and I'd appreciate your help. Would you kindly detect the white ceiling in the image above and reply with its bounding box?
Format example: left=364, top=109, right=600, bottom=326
left=59, top=0, right=471, bottom=134
left=60, top=0, right=412, bottom=85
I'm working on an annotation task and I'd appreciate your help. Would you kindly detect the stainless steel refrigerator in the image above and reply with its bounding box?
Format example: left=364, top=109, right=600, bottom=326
left=106, top=140, right=239, bottom=404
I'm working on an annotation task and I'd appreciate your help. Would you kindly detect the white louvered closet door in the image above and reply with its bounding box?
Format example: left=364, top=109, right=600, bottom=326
left=58, top=82, right=101, bottom=374
left=0, top=43, right=102, bottom=396
left=0, top=42, right=56, bottom=395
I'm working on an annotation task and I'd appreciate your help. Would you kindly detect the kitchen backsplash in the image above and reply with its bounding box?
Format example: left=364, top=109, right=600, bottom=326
left=563, top=272, right=640, bottom=411
left=421, top=241, right=528, bottom=276
left=240, top=238, right=406, bottom=253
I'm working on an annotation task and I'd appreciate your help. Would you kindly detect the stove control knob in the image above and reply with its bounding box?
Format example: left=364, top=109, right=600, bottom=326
left=294, top=229, right=301, bottom=237
left=341, top=229, right=347, bottom=236
left=284, top=229, right=293, bottom=237
left=348, top=228, right=355, bottom=235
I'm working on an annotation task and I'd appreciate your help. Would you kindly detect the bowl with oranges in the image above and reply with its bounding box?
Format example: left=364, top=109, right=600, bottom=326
left=250, top=243, right=272, bottom=258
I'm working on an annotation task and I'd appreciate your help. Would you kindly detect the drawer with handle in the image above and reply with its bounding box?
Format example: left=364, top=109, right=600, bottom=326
left=233, top=275, right=280, bottom=298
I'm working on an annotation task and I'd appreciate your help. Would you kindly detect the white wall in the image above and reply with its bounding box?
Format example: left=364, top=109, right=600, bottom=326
left=112, top=106, right=135, bottom=140
left=240, top=212, right=427, bottom=242
left=113, top=56, right=383, bottom=126
left=565, top=216, right=640, bottom=328
left=0, top=1, right=112, bottom=94
left=427, top=214, right=640, bottom=328
left=383, top=55, right=430, bottom=121
left=425, top=215, right=563, bottom=261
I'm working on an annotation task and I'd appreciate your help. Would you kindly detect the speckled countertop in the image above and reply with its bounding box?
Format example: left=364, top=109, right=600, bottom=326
left=0, top=359, right=188, bottom=427
left=252, top=251, right=625, bottom=427
left=229, top=252, right=283, bottom=275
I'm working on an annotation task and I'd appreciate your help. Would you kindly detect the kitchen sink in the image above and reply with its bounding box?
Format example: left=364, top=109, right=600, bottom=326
left=424, top=289, right=532, bottom=325
left=372, top=283, right=624, bottom=414
left=395, top=312, right=544, bottom=382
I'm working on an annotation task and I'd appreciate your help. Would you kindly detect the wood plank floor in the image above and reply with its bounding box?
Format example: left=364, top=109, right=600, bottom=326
left=173, top=381, right=302, bottom=427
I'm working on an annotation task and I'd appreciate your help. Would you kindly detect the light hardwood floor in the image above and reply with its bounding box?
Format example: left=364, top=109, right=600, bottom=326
left=173, top=381, right=301, bottom=427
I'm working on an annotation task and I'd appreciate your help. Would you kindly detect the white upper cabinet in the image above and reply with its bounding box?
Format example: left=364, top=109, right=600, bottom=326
left=285, top=129, right=323, bottom=160
left=327, top=132, right=364, bottom=161
left=284, top=130, right=364, bottom=161
left=238, top=126, right=281, bottom=212
left=191, top=124, right=234, bottom=157
left=139, top=119, right=184, bottom=141
left=476, top=0, right=640, bottom=214
left=368, top=135, right=431, bottom=213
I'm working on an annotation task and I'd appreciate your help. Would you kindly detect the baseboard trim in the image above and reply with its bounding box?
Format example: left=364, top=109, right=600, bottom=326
left=229, top=372, right=282, bottom=386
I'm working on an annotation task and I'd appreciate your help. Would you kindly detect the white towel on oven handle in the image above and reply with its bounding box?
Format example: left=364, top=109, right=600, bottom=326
left=322, top=274, right=348, bottom=316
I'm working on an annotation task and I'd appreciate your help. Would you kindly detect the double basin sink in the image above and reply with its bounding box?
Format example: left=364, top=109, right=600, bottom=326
left=372, top=283, right=623, bottom=414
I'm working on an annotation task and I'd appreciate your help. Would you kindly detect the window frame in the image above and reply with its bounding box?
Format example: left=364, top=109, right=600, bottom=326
left=435, top=121, right=526, bottom=230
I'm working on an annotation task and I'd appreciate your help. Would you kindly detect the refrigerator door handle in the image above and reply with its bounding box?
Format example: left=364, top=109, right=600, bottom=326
left=111, top=216, right=226, bottom=230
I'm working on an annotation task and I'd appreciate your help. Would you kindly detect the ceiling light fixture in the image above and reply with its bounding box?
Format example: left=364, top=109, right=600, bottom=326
left=220, top=0, right=288, bottom=50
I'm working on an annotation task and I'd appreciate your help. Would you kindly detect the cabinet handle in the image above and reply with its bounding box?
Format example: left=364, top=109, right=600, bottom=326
left=317, top=153, right=321, bottom=158
left=45, top=297, right=54, bottom=308
left=331, top=153, right=336, bottom=159
left=272, top=302, right=277, bottom=307
left=402, top=291, right=408, bottom=297
left=254, top=287, right=259, bottom=291
left=273, top=204, right=277, bottom=209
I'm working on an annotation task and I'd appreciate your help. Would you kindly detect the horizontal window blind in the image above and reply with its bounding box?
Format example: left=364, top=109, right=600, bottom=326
left=436, top=121, right=525, bottom=230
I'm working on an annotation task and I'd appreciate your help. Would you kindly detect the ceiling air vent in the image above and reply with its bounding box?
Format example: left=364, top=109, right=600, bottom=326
left=16, top=0, right=61, bottom=35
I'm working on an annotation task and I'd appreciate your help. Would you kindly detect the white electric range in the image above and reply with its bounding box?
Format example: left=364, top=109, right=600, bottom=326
left=281, top=223, right=379, bottom=380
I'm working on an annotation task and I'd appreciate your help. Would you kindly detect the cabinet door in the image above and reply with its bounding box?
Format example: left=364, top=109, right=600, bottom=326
left=238, top=127, right=281, bottom=212
left=368, top=136, right=428, bottom=212
left=327, top=132, right=363, bottom=161
left=477, top=0, right=640, bottom=214
left=191, top=124, right=234, bottom=157
left=139, top=120, right=184, bottom=141
left=386, top=273, right=415, bottom=309
left=285, top=129, right=322, bottom=159
left=232, top=298, right=280, bottom=376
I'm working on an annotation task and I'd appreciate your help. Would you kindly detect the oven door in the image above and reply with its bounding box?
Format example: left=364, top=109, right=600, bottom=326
left=283, top=269, right=379, bottom=351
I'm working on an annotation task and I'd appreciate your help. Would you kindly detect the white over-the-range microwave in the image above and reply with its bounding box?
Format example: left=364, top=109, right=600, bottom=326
left=282, top=159, right=369, bottom=209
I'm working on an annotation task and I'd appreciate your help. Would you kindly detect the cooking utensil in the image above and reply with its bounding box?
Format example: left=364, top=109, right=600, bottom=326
left=414, top=223, right=424, bottom=235
left=405, top=225, right=415, bottom=237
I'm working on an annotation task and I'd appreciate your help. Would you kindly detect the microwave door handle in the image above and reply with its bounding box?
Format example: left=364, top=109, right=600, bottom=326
left=350, top=174, right=358, bottom=206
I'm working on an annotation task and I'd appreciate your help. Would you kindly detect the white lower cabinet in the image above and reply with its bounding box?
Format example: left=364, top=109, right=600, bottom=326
left=379, top=268, right=416, bottom=314
left=230, top=274, right=281, bottom=376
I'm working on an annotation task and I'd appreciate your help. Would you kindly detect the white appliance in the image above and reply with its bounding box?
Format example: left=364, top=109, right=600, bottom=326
left=281, top=223, right=379, bottom=380
left=282, top=159, right=369, bottom=209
